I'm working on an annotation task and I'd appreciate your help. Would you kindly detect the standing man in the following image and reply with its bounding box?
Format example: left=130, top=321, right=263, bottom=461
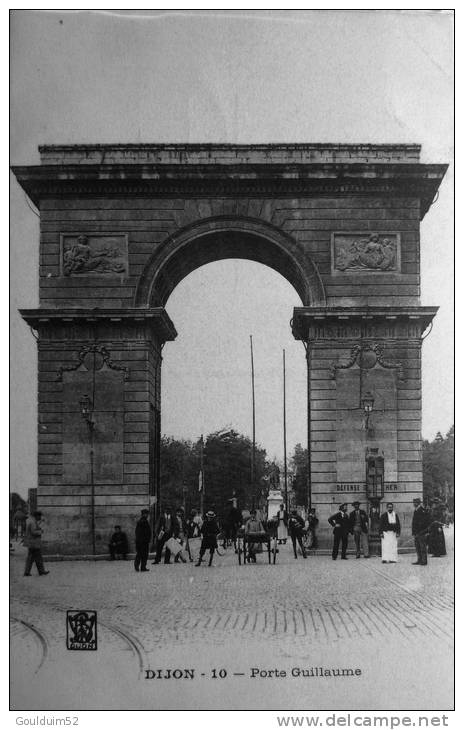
left=173, top=508, right=188, bottom=563
left=24, top=510, right=49, bottom=576
left=288, top=509, right=307, bottom=559
left=428, top=498, right=447, bottom=557
left=328, top=503, right=350, bottom=560
left=411, top=497, right=431, bottom=566
left=349, top=501, right=370, bottom=559
left=379, top=502, right=401, bottom=563
left=306, top=508, right=319, bottom=549
left=134, top=509, right=151, bottom=572
left=153, top=506, right=175, bottom=564
left=225, top=502, right=242, bottom=551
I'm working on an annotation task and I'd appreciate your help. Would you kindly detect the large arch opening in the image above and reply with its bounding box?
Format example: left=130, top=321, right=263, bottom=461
left=162, top=258, right=308, bottom=450
left=134, top=216, right=326, bottom=308
left=160, top=257, right=309, bottom=518
left=135, top=217, right=323, bottom=517
left=134, top=217, right=326, bottom=520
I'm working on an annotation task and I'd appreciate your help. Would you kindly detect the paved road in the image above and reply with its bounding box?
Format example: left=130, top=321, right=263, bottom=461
left=10, top=529, right=454, bottom=711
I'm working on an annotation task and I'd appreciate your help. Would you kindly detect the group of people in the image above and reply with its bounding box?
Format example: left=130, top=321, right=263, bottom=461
left=130, top=507, right=221, bottom=570
left=273, top=505, right=319, bottom=551
left=328, top=501, right=372, bottom=561
left=18, top=496, right=449, bottom=577
left=327, top=496, right=448, bottom=566
left=126, top=500, right=321, bottom=567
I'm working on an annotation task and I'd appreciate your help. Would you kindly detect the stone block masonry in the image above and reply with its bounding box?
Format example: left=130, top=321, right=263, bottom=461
left=13, top=144, right=447, bottom=553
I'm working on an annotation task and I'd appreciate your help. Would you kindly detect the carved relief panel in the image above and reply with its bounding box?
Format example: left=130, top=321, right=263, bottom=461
left=60, top=234, right=128, bottom=277
left=331, top=232, right=401, bottom=273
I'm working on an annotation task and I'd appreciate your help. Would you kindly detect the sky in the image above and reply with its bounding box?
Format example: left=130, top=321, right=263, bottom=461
left=10, top=9, right=454, bottom=496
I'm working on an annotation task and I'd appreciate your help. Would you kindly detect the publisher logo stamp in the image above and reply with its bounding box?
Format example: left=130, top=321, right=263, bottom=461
left=66, top=610, right=97, bottom=650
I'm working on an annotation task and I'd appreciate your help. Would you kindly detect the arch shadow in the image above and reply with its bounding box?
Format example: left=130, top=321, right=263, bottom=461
left=134, top=216, right=326, bottom=308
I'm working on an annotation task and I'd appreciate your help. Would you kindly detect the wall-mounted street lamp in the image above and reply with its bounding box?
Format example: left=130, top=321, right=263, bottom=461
left=361, top=391, right=375, bottom=431
left=79, top=394, right=96, bottom=555
left=79, top=394, right=95, bottom=431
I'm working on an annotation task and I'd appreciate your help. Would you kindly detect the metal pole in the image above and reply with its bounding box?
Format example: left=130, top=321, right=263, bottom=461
left=199, top=435, right=205, bottom=516
left=306, top=341, right=312, bottom=512
left=89, top=425, right=96, bottom=556
left=90, top=348, right=97, bottom=555
left=283, top=349, right=288, bottom=512
left=250, top=335, right=256, bottom=508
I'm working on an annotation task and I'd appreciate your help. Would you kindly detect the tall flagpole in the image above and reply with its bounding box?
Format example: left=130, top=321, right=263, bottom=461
left=283, top=349, right=288, bottom=512
left=250, top=335, right=256, bottom=509
left=199, top=434, right=205, bottom=516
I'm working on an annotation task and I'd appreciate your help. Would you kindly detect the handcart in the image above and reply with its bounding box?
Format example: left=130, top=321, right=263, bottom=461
left=237, top=525, right=278, bottom=565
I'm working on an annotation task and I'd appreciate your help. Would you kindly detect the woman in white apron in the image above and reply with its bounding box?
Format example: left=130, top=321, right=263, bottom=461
left=379, top=502, right=401, bottom=563
left=276, top=504, right=288, bottom=544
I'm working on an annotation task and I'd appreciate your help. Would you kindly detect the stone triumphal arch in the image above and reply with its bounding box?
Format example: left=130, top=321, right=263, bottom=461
left=13, top=144, right=447, bottom=553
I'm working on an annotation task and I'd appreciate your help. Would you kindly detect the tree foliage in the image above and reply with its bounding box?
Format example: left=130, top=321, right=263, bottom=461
left=160, top=428, right=269, bottom=518
left=290, top=443, right=308, bottom=506
left=160, top=423, right=455, bottom=515
left=203, top=428, right=267, bottom=518
left=422, top=425, right=454, bottom=508
left=10, top=492, right=27, bottom=515
left=159, top=436, right=199, bottom=512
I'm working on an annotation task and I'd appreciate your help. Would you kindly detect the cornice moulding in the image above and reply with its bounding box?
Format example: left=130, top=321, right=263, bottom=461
left=11, top=162, right=447, bottom=219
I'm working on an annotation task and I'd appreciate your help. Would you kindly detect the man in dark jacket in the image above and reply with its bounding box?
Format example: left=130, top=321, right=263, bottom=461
left=428, top=498, right=447, bottom=557
left=108, top=525, right=129, bottom=560
left=224, top=504, right=242, bottom=550
left=328, top=503, right=350, bottom=560
left=288, top=510, right=307, bottom=559
left=153, top=507, right=175, bottom=564
left=411, top=497, right=431, bottom=566
left=349, top=501, right=370, bottom=558
left=134, top=509, right=151, bottom=572
left=24, top=511, right=49, bottom=576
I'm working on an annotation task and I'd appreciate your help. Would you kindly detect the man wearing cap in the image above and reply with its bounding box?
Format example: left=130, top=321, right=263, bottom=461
left=196, top=511, right=220, bottom=566
left=328, top=503, right=351, bottom=560
left=24, top=510, right=49, bottom=576
left=411, top=497, right=431, bottom=566
left=349, top=501, right=370, bottom=559
left=134, top=509, right=151, bottom=572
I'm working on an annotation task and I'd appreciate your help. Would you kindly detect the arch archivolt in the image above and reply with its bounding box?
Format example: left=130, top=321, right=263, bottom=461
left=134, top=216, right=326, bottom=308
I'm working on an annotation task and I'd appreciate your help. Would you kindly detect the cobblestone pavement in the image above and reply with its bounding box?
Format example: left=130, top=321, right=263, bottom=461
left=10, top=529, right=454, bottom=712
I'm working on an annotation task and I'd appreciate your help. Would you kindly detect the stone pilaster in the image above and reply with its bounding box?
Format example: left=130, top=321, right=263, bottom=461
left=292, top=306, right=436, bottom=546
left=20, top=309, right=176, bottom=554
